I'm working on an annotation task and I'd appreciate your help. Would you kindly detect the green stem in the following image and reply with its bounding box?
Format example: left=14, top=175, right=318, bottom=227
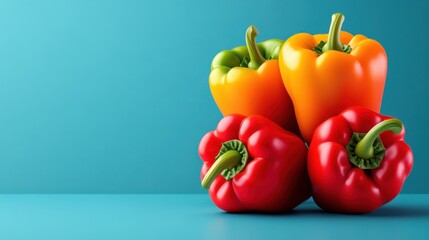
left=355, top=119, right=403, bottom=159
left=322, top=13, right=346, bottom=53
left=245, top=25, right=265, bottom=70
left=201, top=150, right=242, bottom=189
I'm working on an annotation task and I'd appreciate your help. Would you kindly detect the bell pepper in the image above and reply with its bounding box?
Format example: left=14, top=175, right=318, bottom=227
left=279, top=13, right=387, bottom=143
left=199, top=114, right=310, bottom=212
left=308, top=106, right=413, bottom=213
left=209, top=25, right=299, bottom=135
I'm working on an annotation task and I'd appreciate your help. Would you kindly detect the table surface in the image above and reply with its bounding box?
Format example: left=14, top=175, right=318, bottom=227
left=0, top=194, right=428, bottom=240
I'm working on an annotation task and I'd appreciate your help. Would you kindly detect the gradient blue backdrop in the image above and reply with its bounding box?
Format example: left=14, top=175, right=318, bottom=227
left=0, top=0, right=427, bottom=193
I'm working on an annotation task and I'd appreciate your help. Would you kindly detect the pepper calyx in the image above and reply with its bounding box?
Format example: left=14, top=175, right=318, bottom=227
left=346, top=119, right=403, bottom=169
left=217, top=140, right=249, bottom=180
left=313, top=13, right=352, bottom=55
left=346, top=133, right=385, bottom=169
left=201, top=140, right=249, bottom=189
left=313, top=41, right=352, bottom=55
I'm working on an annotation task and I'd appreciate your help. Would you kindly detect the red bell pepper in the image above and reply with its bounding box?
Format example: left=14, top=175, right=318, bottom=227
left=199, top=114, right=310, bottom=212
left=308, top=106, right=414, bottom=213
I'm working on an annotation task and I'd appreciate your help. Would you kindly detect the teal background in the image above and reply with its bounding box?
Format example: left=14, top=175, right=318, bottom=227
left=0, top=194, right=428, bottom=239
left=0, top=0, right=427, bottom=193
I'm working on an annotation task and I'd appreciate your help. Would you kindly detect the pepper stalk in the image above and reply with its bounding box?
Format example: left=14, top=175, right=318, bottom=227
left=245, top=25, right=266, bottom=70
left=313, top=13, right=352, bottom=55
left=346, top=119, right=403, bottom=169
left=201, top=140, right=249, bottom=189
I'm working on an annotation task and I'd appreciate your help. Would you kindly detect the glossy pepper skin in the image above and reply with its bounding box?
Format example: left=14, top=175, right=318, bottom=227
left=210, top=25, right=299, bottom=135
left=279, top=13, right=387, bottom=143
left=199, top=115, right=310, bottom=212
left=308, top=107, right=413, bottom=213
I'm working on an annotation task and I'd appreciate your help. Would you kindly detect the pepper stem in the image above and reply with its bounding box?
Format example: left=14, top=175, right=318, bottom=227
left=322, top=13, right=346, bottom=53
left=355, top=119, right=403, bottom=159
left=201, top=150, right=241, bottom=189
left=245, top=25, right=265, bottom=70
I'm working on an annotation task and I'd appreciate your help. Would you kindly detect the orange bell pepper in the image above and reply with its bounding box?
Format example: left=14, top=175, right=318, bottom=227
left=279, top=13, right=387, bottom=143
left=209, top=25, right=299, bottom=134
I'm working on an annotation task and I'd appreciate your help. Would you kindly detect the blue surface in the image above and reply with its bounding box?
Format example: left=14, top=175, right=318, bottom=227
left=0, top=194, right=428, bottom=239
left=0, top=0, right=428, bottom=193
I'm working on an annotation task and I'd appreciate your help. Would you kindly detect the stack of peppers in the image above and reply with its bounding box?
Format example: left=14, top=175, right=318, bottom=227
left=199, top=13, right=413, bottom=214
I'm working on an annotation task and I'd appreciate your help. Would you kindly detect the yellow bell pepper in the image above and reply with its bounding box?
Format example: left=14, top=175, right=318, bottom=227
left=279, top=13, right=387, bottom=143
left=209, top=25, right=299, bottom=134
